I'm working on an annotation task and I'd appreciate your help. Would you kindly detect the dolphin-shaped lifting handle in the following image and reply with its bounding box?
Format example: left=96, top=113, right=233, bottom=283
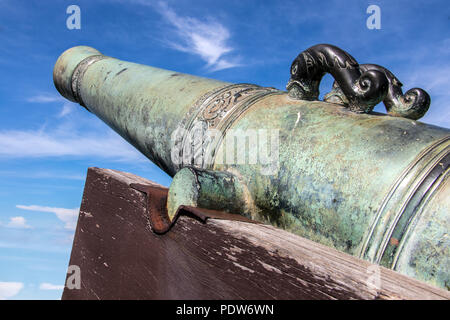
left=287, top=44, right=430, bottom=120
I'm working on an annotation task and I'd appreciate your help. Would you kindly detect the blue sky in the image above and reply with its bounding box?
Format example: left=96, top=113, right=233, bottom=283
left=0, top=0, right=448, bottom=299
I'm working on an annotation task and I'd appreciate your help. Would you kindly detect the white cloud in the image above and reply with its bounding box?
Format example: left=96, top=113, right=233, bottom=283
left=0, top=129, right=145, bottom=162
left=6, top=217, right=31, bottom=229
left=156, top=1, right=240, bottom=71
left=0, top=170, right=85, bottom=181
left=0, top=282, right=24, bottom=300
left=402, top=64, right=450, bottom=128
left=26, top=94, right=65, bottom=103
left=16, top=205, right=79, bottom=230
left=27, top=93, right=77, bottom=117
left=58, top=102, right=76, bottom=117
left=39, top=283, right=64, bottom=290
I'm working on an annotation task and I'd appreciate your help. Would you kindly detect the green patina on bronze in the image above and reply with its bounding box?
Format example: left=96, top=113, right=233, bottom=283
left=168, top=168, right=254, bottom=220
left=54, top=46, right=449, bottom=290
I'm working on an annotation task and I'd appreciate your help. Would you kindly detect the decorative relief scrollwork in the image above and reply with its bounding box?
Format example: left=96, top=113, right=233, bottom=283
left=202, top=91, right=233, bottom=121
left=200, top=85, right=278, bottom=128
left=174, top=84, right=280, bottom=170
left=287, top=44, right=430, bottom=120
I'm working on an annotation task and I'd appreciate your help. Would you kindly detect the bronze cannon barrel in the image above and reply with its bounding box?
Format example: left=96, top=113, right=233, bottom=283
left=54, top=46, right=449, bottom=290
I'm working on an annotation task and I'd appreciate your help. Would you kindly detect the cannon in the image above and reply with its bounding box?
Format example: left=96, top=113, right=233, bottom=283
left=53, top=45, right=449, bottom=290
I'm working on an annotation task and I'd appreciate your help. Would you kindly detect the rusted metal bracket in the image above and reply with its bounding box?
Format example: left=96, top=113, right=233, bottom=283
left=130, top=183, right=258, bottom=235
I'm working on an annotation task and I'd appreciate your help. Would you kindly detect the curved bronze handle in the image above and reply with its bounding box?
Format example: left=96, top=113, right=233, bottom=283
left=287, top=44, right=389, bottom=113
left=360, top=64, right=430, bottom=120
left=324, top=64, right=431, bottom=120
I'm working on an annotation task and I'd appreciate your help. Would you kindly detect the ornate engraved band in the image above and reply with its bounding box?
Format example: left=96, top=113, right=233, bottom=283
left=175, top=83, right=281, bottom=170
left=71, top=55, right=108, bottom=108
left=360, top=136, right=450, bottom=268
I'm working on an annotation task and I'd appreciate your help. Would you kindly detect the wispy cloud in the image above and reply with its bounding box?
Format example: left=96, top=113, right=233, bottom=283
left=400, top=61, right=450, bottom=128
left=39, top=283, right=64, bottom=290
left=4, top=217, right=32, bottom=229
left=0, top=129, right=146, bottom=162
left=27, top=93, right=77, bottom=117
left=58, top=103, right=76, bottom=117
left=155, top=1, right=240, bottom=71
left=0, top=170, right=85, bottom=181
left=0, top=282, right=23, bottom=300
left=16, top=205, right=79, bottom=230
left=26, top=94, right=64, bottom=104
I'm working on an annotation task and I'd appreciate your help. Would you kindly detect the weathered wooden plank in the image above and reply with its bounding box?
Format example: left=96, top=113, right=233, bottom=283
left=62, top=167, right=449, bottom=300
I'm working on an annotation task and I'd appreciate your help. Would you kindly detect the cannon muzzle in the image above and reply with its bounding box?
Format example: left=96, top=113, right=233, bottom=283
left=54, top=45, right=450, bottom=290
